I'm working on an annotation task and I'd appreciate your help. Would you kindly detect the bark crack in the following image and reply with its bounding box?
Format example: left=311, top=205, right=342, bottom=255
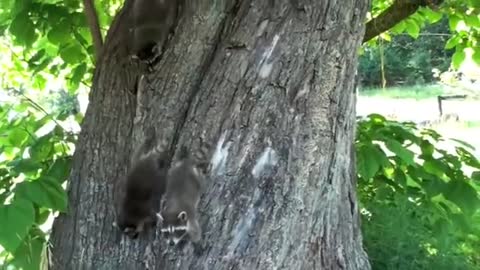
left=171, top=11, right=231, bottom=148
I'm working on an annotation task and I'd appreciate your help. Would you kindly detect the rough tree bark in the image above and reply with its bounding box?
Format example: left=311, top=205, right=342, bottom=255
left=50, top=0, right=371, bottom=269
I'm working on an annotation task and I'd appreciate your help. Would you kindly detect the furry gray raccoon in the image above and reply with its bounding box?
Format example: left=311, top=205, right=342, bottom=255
left=115, top=130, right=169, bottom=238
left=158, top=144, right=210, bottom=246
left=131, top=0, right=177, bottom=61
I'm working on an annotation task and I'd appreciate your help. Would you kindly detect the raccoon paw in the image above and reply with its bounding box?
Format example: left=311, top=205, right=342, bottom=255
left=192, top=241, right=206, bottom=256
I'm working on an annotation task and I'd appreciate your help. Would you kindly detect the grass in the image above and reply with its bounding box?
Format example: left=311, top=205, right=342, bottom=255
left=359, top=84, right=448, bottom=100
left=463, top=121, right=480, bottom=128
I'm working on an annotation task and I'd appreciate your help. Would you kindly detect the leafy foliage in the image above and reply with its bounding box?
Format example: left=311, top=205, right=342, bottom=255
left=367, top=0, right=480, bottom=70
left=357, top=114, right=480, bottom=269
left=358, top=18, right=453, bottom=87
left=0, top=98, right=75, bottom=269
left=0, top=0, right=121, bottom=93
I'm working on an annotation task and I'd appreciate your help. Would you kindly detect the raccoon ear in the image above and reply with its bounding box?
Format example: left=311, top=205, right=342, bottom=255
left=177, top=211, right=188, bottom=221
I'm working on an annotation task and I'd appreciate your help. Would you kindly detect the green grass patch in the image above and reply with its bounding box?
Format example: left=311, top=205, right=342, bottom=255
left=462, top=121, right=480, bottom=128
left=359, top=84, right=448, bottom=100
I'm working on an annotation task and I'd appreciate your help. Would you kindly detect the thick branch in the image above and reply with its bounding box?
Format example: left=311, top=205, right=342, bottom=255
left=83, top=0, right=104, bottom=62
left=363, top=0, right=443, bottom=43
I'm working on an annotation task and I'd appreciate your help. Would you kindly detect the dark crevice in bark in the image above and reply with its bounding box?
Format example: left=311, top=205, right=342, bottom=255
left=170, top=14, right=231, bottom=150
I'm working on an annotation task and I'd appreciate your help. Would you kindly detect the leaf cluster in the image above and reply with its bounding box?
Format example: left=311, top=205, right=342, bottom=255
left=0, top=0, right=119, bottom=93
left=368, top=0, right=480, bottom=68
left=0, top=99, right=75, bottom=270
left=357, top=114, right=480, bottom=269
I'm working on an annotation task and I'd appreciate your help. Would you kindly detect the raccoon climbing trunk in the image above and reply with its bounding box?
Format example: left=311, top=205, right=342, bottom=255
left=49, top=0, right=371, bottom=269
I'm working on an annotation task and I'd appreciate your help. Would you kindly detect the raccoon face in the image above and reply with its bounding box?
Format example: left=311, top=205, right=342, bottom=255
left=158, top=211, right=189, bottom=246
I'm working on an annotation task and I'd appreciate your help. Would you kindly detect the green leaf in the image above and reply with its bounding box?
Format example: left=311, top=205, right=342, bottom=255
left=471, top=171, right=480, bottom=181
left=444, top=180, right=480, bottom=215
left=9, top=11, right=37, bottom=47
left=357, top=143, right=390, bottom=180
left=368, top=113, right=386, bottom=124
left=357, top=144, right=381, bottom=180
left=421, top=7, right=442, bottom=23
left=8, top=128, right=29, bottom=147
left=451, top=49, right=466, bottom=69
left=59, top=43, right=86, bottom=64
left=468, top=0, right=480, bottom=8
left=15, top=177, right=67, bottom=212
left=0, top=199, right=35, bottom=252
left=423, top=158, right=449, bottom=178
left=33, top=59, right=52, bottom=75
left=45, top=157, right=72, bottom=183
left=449, top=138, right=476, bottom=151
left=445, top=36, right=461, bottom=50
left=464, top=14, right=480, bottom=28
left=36, top=208, right=51, bottom=225
left=456, top=146, right=480, bottom=169
left=47, top=23, right=72, bottom=45
left=405, top=19, right=420, bottom=39
left=390, top=21, right=406, bottom=34
left=71, top=63, right=87, bottom=86
left=29, top=135, right=54, bottom=162
left=448, top=14, right=462, bottom=31
left=393, top=169, right=407, bottom=187
left=27, top=49, right=46, bottom=66
left=12, top=0, right=33, bottom=16
left=422, top=177, right=447, bottom=198
left=420, top=139, right=434, bottom=156
left=385, top=139, right=414, bottom=165
left=8, top=158, right=42, bottom=175
left=12, top=227, right=45, bottom=270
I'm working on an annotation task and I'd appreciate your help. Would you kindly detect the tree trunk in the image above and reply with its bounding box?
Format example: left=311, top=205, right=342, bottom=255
left=50, top=0, right=371, bottom=269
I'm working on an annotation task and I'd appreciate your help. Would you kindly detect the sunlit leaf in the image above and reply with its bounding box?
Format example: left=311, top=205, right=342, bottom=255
left=451, top=49, right=466, bottom=69
left=445, top=36, right=461, bottom=50
left=405, top=19, right=420, bottom=39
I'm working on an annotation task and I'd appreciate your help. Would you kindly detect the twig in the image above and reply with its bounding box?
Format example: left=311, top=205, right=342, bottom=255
left=83, top=0, right=104, bottom=62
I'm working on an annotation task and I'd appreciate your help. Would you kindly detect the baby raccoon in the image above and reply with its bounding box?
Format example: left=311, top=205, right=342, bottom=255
left=158, top=144, right=210, bottom=246
left=131, top=0, right=177, bottom=61
left=115, top=130, right=169, bottom=238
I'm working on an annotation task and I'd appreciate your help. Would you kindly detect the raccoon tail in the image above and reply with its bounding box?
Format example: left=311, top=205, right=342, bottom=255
left=131, top=127, right=168, bottom=168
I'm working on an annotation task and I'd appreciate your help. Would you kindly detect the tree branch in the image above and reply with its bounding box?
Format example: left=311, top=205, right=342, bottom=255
left=363, top=0, right=443, bottom=43
left=83, top=0, right=104, bottom=62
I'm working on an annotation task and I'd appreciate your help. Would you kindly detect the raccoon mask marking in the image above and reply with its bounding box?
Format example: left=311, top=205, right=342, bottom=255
left=158, top=211, right=190, bottom=246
